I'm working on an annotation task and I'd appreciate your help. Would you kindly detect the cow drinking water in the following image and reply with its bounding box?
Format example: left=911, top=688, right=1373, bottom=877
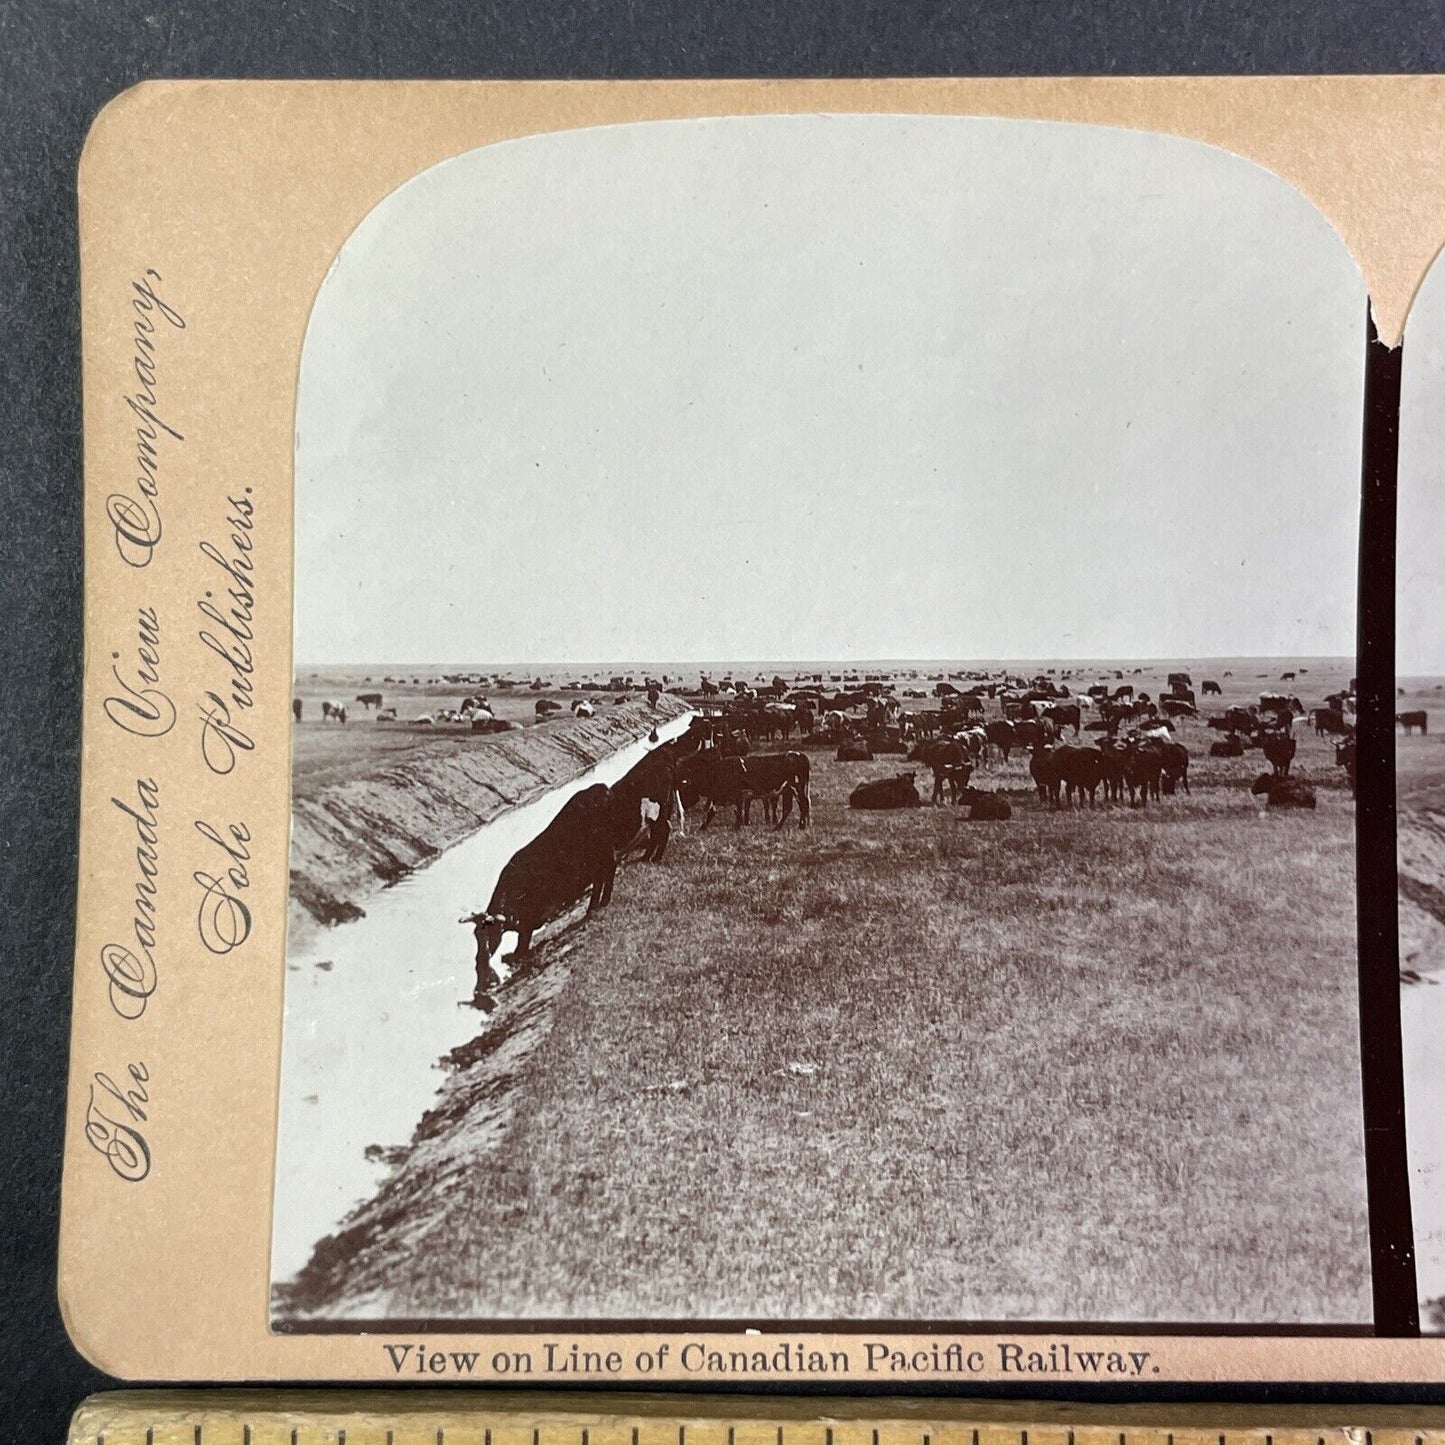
left=461, top=783, right=616, bottom=1004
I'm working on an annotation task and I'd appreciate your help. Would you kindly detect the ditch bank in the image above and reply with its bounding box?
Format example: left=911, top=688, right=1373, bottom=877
left=287, top=696, right=692, bottom=947
left=274, top=928, right=582, bottom=1322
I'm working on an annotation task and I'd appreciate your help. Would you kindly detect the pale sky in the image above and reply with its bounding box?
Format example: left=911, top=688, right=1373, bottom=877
left=295, top=114, right=1365, bottom=666
left=1399, top=248, right=1445, bottom=676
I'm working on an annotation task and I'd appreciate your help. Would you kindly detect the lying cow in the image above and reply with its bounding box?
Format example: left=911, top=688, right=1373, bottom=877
left=1209, top=733, right=1244, bottom=757
left=1251, top=773, right=1317, bottom=809
left=956, top=787, right=1011, bottom=820
left=849, top=773, right=922, bottom=809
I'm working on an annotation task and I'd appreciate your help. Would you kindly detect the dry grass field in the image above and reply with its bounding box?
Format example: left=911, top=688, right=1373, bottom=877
left=292, top=659, right=1371, bottom=1326
left=1395, top=678, right=1445, bottom=1327
left=1396, top=678, right=1445, bottom=977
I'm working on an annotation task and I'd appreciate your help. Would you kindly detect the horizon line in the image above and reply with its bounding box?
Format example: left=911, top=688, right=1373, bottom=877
left=294, top=652, right=1358, bottom=671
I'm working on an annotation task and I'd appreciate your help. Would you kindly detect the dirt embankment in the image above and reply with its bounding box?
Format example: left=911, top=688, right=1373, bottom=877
left=1399, top=807, right=1445, bottom=981
left=287, top=697, right=691, bottom=947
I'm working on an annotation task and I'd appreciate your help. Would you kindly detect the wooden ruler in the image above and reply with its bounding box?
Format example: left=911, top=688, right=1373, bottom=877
left=66, top=1393, right=1445, bottom=1445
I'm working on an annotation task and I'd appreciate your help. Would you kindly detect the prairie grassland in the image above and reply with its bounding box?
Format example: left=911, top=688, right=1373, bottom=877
left=375, top=722, right=1369, bottom=1325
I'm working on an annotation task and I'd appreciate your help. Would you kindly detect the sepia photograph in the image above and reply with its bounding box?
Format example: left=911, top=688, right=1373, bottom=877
left=270, top=114, right=1371, bottom=1329
left=1397, top=247, right=1445, bottom=1332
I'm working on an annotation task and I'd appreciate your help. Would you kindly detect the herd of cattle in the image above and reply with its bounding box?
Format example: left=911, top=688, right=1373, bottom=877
left=452, top=671, right=1376, bottom=1005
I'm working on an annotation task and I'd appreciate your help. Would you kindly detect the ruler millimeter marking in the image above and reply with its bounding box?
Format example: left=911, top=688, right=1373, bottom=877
left=68, top=1393, right=1445, bottom=1445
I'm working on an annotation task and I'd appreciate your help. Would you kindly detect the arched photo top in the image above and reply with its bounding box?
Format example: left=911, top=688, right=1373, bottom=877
left=296, top=113, right=1366, bottom=669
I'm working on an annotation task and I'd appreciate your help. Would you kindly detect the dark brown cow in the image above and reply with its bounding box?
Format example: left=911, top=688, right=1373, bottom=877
left=1261, top=732, right=1297, bottom=776
left=1056, top=744, right=1105, bottom=807
left=908, top=738, right=972, bottom=804
left=1252, top=773, right=1316, bottom=809
left=1312, top=706, right=1351, bottom=736
left=462, top=783, right=616, bottom=1003
left=849, top=773, right=922, bottom=809
left=1043, top=702, right=1081, bottom=736
left=1124, top=739, right=1165, bottom=806
left=956, top=787, right=1012, bottom=820
left=1096, top=739, right=1128, bottom=802
left=1157, top=739, right=1190, bottom=795
left=984, top=718, right=1016, bottom=760
left=679, top=751, right=811, bottom=828
left=1398, top=710, right=1429, bottom=734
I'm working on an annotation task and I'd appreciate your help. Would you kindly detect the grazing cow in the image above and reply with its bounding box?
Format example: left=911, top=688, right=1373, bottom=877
left=909, top=738, right=971, bottom=804
left=1261, top=732, right=1297, bottom=776
left=355, top=692, right=383, bottom=710
left=1251, top=773, right=1317, bottom=809
left=1112, top=685, right=1134, bottom=701
left=1167, top=672, right=1192, bottom=690
left=836, top=739, right=873, bottom=762
left=1398, top=710, right=1429, bottom=734
left=1201, top=680, right=1222, bottom=696
left=957, top=787, right=1011, bottom=820
left=462, top=782, right=616, bottom=1001
left=292, top=697, right=302, bottom=722
left=1280, top=671, right=1296, bottom=681
left=849, top=773, right=922, bottom=809
left=1210, top=733, right=1244, bottom=757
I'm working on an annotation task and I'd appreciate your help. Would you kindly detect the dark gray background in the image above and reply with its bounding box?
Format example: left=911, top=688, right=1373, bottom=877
left=6, top=3, right=1445, bottom=1441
